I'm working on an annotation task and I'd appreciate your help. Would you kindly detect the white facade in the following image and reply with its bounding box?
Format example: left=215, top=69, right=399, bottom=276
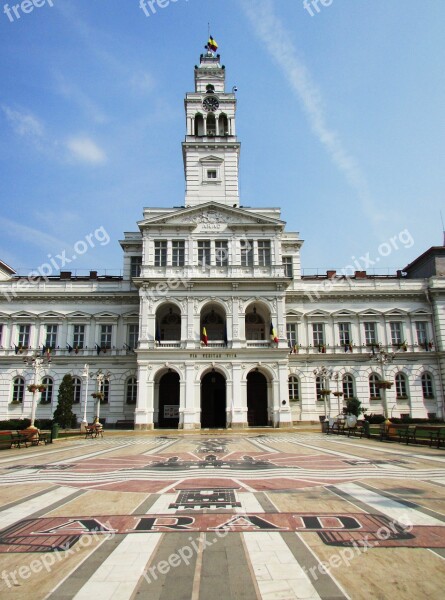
left=0, top=52, right=444, bottom=428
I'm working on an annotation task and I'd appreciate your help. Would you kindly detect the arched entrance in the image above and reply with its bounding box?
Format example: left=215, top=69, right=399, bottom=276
left=201, top=371, right=226, bottom=428
left=158, top=372, right=180, bottom=428
left=247, top=371, right=268, bottom=426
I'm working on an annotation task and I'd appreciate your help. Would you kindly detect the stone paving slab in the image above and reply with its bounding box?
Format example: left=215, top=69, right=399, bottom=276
left=0, top=432, right=444, bottom=599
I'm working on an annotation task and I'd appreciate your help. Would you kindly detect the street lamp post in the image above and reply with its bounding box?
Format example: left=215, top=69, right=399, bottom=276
left=23, top=351, right=51, bottom=429
left=81, top=364, right=90, bottom=432
left=313, top=366, right=334, bottom=419
left=333, top=372, right=343, bottom=415
left=93, top=369, right=111, bottom=420
left=370, top=348, right=395, bottom=418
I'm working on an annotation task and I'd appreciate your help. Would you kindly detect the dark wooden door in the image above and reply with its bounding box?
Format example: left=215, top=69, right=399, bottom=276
left=247, top=371, right=268, bottom=426
left=201, top=372, right=226, bottom=428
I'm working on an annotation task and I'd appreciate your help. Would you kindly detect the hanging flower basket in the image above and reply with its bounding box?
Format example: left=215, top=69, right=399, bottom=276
left=376, top=380, right=393, bottom=389
left=319, top=389, right=331, bottom=395
left=333, top=391, right=344, bottom=397
left=91, top=392, right=105, bottom=400
left=27, top=384, right=47, bottom=393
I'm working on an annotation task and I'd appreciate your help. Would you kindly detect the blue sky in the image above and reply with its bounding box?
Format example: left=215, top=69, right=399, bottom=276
left=1, top=0, right=444, bottom=276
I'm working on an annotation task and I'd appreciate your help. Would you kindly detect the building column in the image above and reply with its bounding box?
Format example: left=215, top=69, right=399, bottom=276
left=134, top=363, right=154, bottom=430
left=231, top=364, right=247, bottom=428
left=276, top=361, right=292, bottom=427
left=182, top=362, right=199, bottom=429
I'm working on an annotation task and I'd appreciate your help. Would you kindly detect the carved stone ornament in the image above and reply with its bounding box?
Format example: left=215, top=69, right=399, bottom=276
left=182, top=210, right=236, bottom=225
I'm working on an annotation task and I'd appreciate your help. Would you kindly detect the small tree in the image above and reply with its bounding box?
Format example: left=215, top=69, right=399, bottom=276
left=53, top=374, right=75, bottom=428
left=346, top=398, right=363, bottom=417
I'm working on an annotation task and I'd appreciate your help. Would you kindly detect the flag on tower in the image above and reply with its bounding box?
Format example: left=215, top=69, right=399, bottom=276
left=207, top=36, right=218, bottom=52
left=202, top=327, right=208, bottom=346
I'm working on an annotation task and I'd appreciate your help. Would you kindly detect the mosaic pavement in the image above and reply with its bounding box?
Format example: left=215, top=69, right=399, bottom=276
left=0, top=432, right=444, bottom=599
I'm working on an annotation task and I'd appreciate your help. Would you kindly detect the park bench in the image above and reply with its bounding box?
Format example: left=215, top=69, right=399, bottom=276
left=85, top=425, right=104, bottom=439
left=115, top=420, right=135, bottom=430
left=0, top=431, right=17, bottom=450
left=404, top=425, right=445, bottom=448
left=18, top=429, right=50, bottom=447
left=379, top=423, right=411, bottom=443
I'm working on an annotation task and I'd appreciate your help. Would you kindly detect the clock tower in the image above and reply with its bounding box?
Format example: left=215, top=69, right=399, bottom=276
left=182, top=50, right=240, bottom=208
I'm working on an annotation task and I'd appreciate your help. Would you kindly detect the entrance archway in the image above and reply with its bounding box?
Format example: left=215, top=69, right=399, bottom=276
left=201, top=371, right=226, bottom=428
left=247, top=371, right=268, bottom=426
left=158, top=371, right=180, bottom=428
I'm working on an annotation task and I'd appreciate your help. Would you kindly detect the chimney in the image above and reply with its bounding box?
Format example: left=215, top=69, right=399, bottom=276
left=327, top=270, right=336, bottom=279
left=89, top=271, right=98, bottom=280
left=355, top=271, right=367, bottom=279
left=60, top=271, right=71, bottom=280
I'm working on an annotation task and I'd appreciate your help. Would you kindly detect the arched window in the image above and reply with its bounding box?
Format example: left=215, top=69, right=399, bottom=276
left=369, top=374, right=381, bottom=399
left=288, top=376, right=299, bottom=401
left=12, top=377, right=25, bottom=404
left=342, top=374, right=355, bottom=399
left=395, top=373, right=409, bottom=399
left=72, top=377, right=82, bottom=404
left=206, top=113, right=216, bottom=136
left=245, top=306, right=266, bottom=341
left=219, top=113, right=229, bottom=135
left=421, top=373, right=434, bottom=399
left=194, top=113, right=204, bottom=136
left=40, top=377, right=53, bottom=405
left=126, top=377, right=138, bottom=405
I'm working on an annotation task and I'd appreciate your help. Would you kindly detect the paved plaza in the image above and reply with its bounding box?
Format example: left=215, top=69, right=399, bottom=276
left=0, top=430, right=444, bottom=599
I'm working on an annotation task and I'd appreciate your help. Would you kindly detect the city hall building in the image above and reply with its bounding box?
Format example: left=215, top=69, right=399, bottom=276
left=0, top=51, right=444, bottom=429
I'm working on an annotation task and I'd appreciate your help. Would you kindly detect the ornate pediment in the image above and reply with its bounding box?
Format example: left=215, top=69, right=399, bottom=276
left=140, top=202, right=284, bottom=230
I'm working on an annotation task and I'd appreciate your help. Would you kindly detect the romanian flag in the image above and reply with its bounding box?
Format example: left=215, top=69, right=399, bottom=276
left=207, top=36, right=218, bottom=52
left=202, top=327, right=208, bottom=346
left=270, top=323, right=278, bottom=344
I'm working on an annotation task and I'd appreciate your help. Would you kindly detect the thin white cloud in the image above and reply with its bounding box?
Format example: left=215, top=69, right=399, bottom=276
left=0, top=215, right=68, bottom=251
left=66, top=135, right=107, bottom=165
left=2, top=105, right=44, bottom=138
left=53, top=73, right=108, bottom=124
left=240, top=0, right=383, bottom=223
left=130, top=71, right=156, bottom=95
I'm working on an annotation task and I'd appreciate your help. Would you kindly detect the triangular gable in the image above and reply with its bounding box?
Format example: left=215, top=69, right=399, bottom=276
left=0, top=260, right=16, bottom=281
left=138, top=202, right=285, bottom=228
left=199, top=155, right=224, bottom=164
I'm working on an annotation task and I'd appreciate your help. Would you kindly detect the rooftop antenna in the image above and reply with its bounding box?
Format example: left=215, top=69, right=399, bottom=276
left=441, top=211, right=445, bottom=246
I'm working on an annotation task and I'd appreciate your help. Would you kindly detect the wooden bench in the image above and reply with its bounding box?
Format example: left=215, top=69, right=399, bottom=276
left=408, top=425, right=445, bottom=448
left=18, top=429, right=51, bottom=447
left=347, top=421, right=367, bottom=438
left=85, top=425, right=104, bottom=439
left=0, top=431, right=16, bottom=450
left=379, top=423, right=411, bottom=442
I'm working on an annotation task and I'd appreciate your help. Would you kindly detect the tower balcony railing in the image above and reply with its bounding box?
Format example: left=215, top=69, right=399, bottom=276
left=140, top=264, right=287, bottom=280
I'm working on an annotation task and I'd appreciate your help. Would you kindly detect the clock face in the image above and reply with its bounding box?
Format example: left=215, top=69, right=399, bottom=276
left=202, top=96, right=219, bottom=112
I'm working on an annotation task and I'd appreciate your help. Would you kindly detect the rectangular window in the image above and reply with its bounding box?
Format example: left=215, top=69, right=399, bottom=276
left=73, top=325, right=85, bottom=349
left=128, top=324, right=139, bottom=350
left=390, top=322, right=403, bottom=345
left=207, top=169, right=217, bottom=179
left=154, top=241, right=167, bottom=267
left=338, top=323, right=351, bottom=346
left=415, top=321, right=428, bottom=345
left=18, top=324, right=30, bottom=348
left=130, top=256, right=142, bottom=277
left=172, top=240, right=185, bottom=267
left=45, top=325, right=58, bottom=349
left=240, top=239, right=254, bottom=267
left=364, top=322, right=377, bottom=345
left=312, top=323, right=324, bottom=346
left=258, top=240, right=271, bottom=267
left=286, top=323, right=298, bottom=347
left=282, top=257, right=293, bottom=278
left=100, top=325, right=113, bottom=349
left=198, top=240, right=211, bottom=267
left=0, top=324, right=2, bottom=346
left=215, top=240, right=228, bottom=267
